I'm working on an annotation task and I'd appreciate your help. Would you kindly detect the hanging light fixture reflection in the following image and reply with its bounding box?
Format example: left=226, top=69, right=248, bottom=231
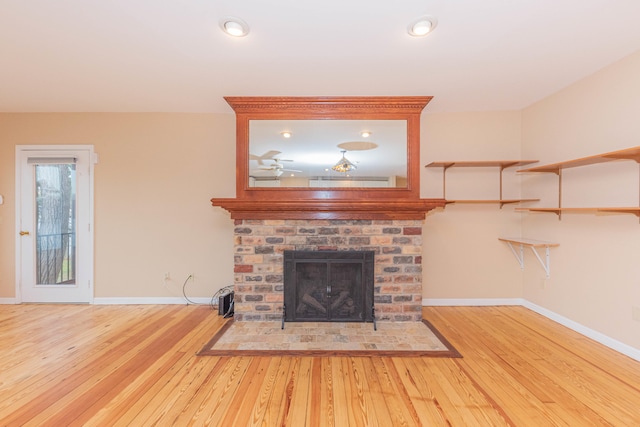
left=331, top=150, right=357, bottom=173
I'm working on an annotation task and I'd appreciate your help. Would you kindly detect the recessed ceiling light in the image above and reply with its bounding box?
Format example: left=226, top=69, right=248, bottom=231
left=281, top=131, right=292, bottom=138
left=408, top=16, right=438, bottom=37
left=220, top=17, right=250, bottom=37
left=360, top=131, right=371, bottom=138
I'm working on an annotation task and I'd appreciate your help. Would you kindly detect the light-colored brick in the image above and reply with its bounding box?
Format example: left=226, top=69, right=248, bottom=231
left=401, top=245, right=422, bottom=254
left=241, top=254, right=265, bottom=264
left=371, top=236, right=393, bottom=245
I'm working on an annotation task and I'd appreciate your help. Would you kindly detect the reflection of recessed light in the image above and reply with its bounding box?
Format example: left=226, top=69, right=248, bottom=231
left=361, top=131, right=371, bottom=138
left=281, top=131, right=292, bottom=138
left=408, top=16, right=438, bottom=37
left=220, top=17, right=250, bottom=37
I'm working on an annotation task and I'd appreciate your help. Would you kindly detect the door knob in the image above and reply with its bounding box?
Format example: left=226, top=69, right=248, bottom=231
left=19, top=231, right=30, bottom=236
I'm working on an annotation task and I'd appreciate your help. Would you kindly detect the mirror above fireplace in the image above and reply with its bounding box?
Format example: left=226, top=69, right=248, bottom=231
left=249, top=119, right=408, bottom=188
left=212, top=96, right=446, bottom=220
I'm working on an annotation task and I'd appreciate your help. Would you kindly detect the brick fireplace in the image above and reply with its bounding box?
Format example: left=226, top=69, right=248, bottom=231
left=232, top=219, right=424, bottom=322
left=212, top=96, right=446, bottom=323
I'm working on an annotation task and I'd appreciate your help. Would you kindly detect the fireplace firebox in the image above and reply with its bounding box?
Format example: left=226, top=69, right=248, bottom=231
left=283, top=250, right=374, bottom=324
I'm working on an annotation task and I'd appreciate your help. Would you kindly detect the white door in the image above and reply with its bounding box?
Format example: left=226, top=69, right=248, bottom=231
left=16, top=146, right=94, bottom=303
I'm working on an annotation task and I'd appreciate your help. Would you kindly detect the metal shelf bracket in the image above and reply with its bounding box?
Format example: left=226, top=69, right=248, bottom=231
left=499, top=238, right=558, bottom=278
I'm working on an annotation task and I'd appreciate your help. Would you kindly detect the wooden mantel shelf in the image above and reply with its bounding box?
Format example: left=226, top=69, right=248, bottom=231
left=210, top=198, right=446, bottom=220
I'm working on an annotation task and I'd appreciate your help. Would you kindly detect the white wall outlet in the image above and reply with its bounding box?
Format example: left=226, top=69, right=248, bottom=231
left=164, top=272, right=170, bottom=280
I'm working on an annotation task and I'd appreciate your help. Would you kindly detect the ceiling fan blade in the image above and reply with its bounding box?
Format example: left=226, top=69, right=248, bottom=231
left=262, top=150, right=281, bottom=159
left=250, top=150, right=282, bottom=166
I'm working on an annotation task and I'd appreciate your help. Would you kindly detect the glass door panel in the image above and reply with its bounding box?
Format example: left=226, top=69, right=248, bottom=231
left=35, top=164, right=77, bottom=285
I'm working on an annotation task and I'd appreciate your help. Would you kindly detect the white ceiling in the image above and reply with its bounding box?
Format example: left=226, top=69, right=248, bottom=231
left=1, top=0, right=639, bottom=114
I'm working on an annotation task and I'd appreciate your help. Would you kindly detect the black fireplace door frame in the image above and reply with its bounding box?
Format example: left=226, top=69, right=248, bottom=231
left=283, top=250, right=374, bottom=323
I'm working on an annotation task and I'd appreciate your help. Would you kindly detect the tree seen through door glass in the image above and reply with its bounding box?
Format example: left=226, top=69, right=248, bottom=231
left=35, top=164, right=76, bottom=285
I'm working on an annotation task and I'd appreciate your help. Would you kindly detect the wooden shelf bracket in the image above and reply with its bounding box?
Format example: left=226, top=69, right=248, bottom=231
left=498, top=238, right=559, bottom=278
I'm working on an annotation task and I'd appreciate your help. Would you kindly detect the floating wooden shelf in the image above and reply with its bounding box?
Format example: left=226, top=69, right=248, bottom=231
left=425, top=160, right=539, bottom=207
left=517, top=146, right=640, bottom=220
left=449, top=199, right=540, bottom=207
left=598, top=207, right=640, bottom=217
left=516, top=207, right=640, bottom=218
left=427, top=160, right=538, bottom=169
left=517, top=146, right=640, bottom=174
left=516, top=207, right=598, bottom=214
left=498, top=237, right=559, bottom=248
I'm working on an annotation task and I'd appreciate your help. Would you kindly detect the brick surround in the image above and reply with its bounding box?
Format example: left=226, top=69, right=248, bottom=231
left=233, top=219, right=424, bottom=322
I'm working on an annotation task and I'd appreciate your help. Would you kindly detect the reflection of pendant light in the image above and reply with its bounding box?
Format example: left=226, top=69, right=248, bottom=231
left=331, top=150, right=357, bottom=173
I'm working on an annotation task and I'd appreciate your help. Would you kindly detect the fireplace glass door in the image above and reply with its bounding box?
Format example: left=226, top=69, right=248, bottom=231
left=284, top=251, right=374, bottom=323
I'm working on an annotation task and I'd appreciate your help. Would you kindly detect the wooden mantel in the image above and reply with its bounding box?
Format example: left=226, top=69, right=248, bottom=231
left=211, top=96, right=444, bottom=220
left=211, top=198, right=446, bottom=220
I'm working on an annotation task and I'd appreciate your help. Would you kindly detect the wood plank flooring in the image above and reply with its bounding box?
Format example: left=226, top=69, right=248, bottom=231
left=0, top=304, right=638, bottom=426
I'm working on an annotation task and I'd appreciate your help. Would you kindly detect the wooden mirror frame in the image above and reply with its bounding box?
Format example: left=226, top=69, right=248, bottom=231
left=226, top=96, right=431, bottom=200
left=213, top=96, right=446, bottom=219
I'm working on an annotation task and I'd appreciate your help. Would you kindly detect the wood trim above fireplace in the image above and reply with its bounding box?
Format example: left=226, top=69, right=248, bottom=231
left=211, top=198, right=445, bottom=220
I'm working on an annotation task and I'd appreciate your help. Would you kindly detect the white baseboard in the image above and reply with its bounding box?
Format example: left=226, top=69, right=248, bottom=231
left=522, top=300, right=640, bottom=362
left=0, top=296, right=217, bottom=305
left=423, top=297, right=640, bottom=362
left=423, top=298, right=525, bottom=306
left=93, top=297, right=216, bottom=305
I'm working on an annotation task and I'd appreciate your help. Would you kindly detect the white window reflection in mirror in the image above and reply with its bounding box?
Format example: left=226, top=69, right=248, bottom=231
left=248, top=120, right=407, bottom=188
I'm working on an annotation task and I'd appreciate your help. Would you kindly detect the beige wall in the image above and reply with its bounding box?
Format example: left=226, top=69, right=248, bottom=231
left=0, top=113, right=236, bottom=300
left=521, top=49, right=640, bottom=348
left=420, top=111, right=525, bottom=300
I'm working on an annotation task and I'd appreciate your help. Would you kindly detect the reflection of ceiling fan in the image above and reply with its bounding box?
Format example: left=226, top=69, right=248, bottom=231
left=250, top=150, right=281, bottom=166
left=255, top=158, right=302, bottom=177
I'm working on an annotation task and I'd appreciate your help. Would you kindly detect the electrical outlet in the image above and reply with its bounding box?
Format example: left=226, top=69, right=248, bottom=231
left=164, top=272, right=170, bottom=280
left=632, top=306, right=640, bottom=322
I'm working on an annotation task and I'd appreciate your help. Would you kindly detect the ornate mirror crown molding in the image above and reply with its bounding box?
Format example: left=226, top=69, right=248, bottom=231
left=224, top=96, right=433, bottom=114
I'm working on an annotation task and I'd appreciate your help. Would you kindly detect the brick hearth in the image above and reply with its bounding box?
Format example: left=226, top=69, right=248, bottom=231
left=233, top=219, right=424, bottom=322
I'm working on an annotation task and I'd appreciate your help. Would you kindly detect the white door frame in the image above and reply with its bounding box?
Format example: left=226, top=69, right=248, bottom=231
left=15, top=145, right=96, bottom=303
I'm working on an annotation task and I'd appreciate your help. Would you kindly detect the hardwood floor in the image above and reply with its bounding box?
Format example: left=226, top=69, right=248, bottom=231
left=0, top=304, right=639, bottom=426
